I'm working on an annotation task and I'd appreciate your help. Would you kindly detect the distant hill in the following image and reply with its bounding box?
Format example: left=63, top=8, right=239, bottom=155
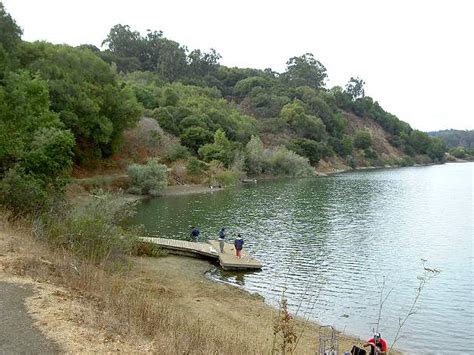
left=428, top=130, right=474, bottom=148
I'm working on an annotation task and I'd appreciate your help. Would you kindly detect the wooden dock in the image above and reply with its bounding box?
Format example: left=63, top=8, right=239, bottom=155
left=140, top=237, right=262, bottom=270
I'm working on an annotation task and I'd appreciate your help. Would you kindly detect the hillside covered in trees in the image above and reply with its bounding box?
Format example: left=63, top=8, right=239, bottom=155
left=0, top=2, right=448, bottom=211
left=428, top=129, right=474, bottom=160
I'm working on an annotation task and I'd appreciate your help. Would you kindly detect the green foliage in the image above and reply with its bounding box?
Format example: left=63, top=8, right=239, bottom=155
left=244, top=136, right=313, bottom=177
left=208, top=160, right=240, bottom=186
left=187, top=48, right=221, bottom=78
left=0, top=69, right=74, bottom=216
left=329, top=135, right=353, bottom=157
left=186, top=156, right=208, bottom=176
left=19, top=41, right=142, bottom=160
left=0, top=70, right=63, bottom=173
left=301, top=93, right=346, bottom=138
left=39, top=191, right=139, bottom=262
left=429, top=129, right=474, bottom=149
left=0, top=168, right=49, bottom=216
left=163, top=142, right=189, bottom=162
left=287, top=138, right=328, bottom=165
left=127, top=158, right=168, bottom=195
left=354, top=130, right=373, bottom=149
left=198, top=129, right=234, bottom=166
left=427, top=137, right=446, bottom=162
left=102, top=25, right=188, bottom=80
left=245, top=135, right=267, bottom=176
left=344, top=77, right=365, bottom=100
left=21, top=127, right=75, bottom=180
left=449, top=147, right=467, bottom=159
left=152, top=107, right=180, bottom=135
left=180, top=126, right=213, bottom=153
left=0, top=2, right=22, bottom=73
left=280, top=101, right=327, bottom=141
left=282, top=53, right=327, bottom=89
left=269, top=146, right=314, bottom=177
left=246, top=87, right=290, bottom=118
left=402, top=130, right=431, bottom=155
left=234, top=76, right=273, bottom=96
left=363, top=146, right=378, bottom=160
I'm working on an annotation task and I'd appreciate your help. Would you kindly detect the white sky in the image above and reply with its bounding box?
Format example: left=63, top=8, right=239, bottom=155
left=3, top=0, right=473, bottom=131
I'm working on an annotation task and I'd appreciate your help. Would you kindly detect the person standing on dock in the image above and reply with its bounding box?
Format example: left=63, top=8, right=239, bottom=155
left=218, top=227, right=226, bottom=253
left=190, top=226, right=200, bottom=242
left=234, top=234, right=244, bottom=258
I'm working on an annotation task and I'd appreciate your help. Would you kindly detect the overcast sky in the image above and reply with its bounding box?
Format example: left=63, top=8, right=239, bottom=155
left=4, top=0, right=473, bottom=131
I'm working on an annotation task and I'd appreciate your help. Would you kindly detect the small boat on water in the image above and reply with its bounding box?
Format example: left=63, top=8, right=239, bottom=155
left=240, top=178, right=257, bottom=184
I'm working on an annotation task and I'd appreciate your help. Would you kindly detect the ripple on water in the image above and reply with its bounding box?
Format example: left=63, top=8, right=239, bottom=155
left=130, top=163, right=474, bottom=353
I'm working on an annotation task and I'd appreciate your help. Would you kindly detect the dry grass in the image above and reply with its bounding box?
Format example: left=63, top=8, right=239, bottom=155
left=1, top=213, right=385, bottom=354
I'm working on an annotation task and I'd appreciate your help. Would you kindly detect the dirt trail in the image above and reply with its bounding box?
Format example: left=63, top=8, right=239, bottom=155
left=0, top=282, right=60, bottom=353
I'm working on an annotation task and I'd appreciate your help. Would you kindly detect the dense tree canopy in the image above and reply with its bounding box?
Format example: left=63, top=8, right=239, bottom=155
left=18, top=42, right=142, bottom=160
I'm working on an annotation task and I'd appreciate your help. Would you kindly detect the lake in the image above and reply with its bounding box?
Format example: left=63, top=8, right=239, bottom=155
left=128, top=162, right=473, bottom=353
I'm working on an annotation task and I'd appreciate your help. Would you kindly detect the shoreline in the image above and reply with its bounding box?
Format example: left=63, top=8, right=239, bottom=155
left=0, top=226, right=398, bottom=353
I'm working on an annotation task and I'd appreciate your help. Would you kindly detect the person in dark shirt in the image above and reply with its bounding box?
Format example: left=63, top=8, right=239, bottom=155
left=190, top=226, right=200, bottom=242
left=234, top=234, right=244, bottom=258
left=218, top=227, right=226, bottom=253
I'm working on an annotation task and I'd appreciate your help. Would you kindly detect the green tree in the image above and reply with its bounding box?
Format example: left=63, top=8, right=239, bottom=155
left=282, top=53, right=327, bottom=89
left=187, top=48, right=221, bottom=78
left=234, top=76, right=272, bottom=96
left=344, top=77, right=365, bottom=100
left=198, top=129, right=234, bottom=166
left=19, top=42, right=142, bottom=160
left=280, top=101, right=327, bottom=141
left=0, top=2, right=22, bottom=74
left=0, top=70, right=62, bottom=173
left=287, top=138, right=326, bottom=165
left=180, top=126, right=213, bottom=153
left=427, top=137, right=446, bottom=162
left=21, top=127, right=75, bottom=181
left=354, top=130, right=372, bottom=149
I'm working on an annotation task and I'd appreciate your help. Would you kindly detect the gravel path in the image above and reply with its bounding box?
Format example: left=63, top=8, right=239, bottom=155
left=0, top=282, right=60, bottom=353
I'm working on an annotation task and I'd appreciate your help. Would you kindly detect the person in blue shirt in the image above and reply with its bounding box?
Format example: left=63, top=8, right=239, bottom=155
left=234, top=233, right=244, bottom=258
left=218, top=227, right=226, bottom=253
left=190, top=226, right=200, bottom=242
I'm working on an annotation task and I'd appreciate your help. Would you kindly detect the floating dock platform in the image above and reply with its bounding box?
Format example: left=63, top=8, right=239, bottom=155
left=140, top=237, right=262, bottom=270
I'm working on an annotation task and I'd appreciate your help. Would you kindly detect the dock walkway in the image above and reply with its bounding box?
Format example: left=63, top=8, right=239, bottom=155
left=140, top=237, right=262, bottom=270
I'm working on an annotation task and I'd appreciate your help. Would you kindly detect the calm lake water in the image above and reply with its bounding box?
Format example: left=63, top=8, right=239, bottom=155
left=129, top=162, right=473, bottom=353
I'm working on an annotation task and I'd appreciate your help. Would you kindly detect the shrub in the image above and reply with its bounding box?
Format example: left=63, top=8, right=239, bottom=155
left=186, top=157, right=208, bottom=176
left=245, top=135, right=268, bottom=176
left=449, top=147, right=466, bottom=159
left=180, top=127, right=213, bottom=153
left=399, top=156, right=415, bottom=167
left=363, top=146, right=378, bottom=160
left=0, top=168, right=49, bottom=216
left=163, top=143, right=189, bottom=162
left=127, top=158, right=167, bottom=196
left=269, top=146, right=313, bottom=177
left=198, top=129, right=234, bottom=166
left=208, top=160, right=239, bottom=186
left=354, top=130, right=372, bottom=149
left=38, top=190, right=139, bottom=262
left=21, top=127, right=75, bottom=180
left=287, top=138, right=324, bottom=165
